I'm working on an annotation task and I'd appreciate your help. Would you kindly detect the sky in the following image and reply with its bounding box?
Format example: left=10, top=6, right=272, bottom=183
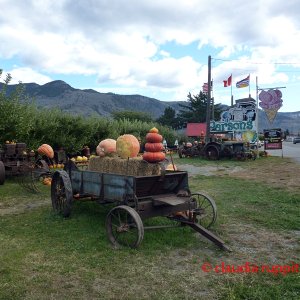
left=0, top=0, right=300, bottom=112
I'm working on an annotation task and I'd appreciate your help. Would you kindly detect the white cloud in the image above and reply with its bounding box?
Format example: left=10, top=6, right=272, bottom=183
left=3, top=67, right=52, bottom=85
left=0, top=0, right=300, bottom=110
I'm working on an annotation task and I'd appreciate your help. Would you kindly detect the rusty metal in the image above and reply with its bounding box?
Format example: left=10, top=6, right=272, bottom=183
left=51, top=170, right=73, bottom=217
left=173, top=215, right=230, bottom=251
left=0, top=142, right=50, bottom=191
left=178, top=141, right=256, bottom=161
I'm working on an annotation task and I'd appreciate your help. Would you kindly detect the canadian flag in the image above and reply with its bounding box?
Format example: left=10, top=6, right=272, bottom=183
left=223, top=75, right=232, bottom=87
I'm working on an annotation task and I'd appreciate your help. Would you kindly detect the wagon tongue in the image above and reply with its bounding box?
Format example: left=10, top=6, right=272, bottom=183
left=177, top=216, right=231, bottom=251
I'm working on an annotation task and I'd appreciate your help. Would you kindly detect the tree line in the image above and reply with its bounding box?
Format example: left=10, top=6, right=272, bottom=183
left=0, top=69, right=222, bottom=153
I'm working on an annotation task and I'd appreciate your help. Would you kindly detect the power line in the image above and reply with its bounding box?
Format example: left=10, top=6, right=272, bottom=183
left=212, top=57, right=300, bottom=66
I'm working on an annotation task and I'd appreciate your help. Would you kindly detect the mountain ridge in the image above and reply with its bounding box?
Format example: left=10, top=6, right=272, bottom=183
left=2, top=80, right=300, bottom=133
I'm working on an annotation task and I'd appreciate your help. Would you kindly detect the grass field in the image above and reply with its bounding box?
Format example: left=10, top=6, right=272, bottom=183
left=0, top=156, right=299, bottom=300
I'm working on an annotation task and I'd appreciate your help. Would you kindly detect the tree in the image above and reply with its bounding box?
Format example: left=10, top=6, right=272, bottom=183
left=156, top=106, right=180, bottom=129
left=111, top=110, right=153, bottom=123
left=0, top=70, right=36, bottom=143
left=177, top=91, right=222, bottom=127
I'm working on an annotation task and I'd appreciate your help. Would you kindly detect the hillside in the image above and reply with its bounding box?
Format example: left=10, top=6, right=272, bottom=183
left=2, top=80, right=300, bottom=133
left=2, top=80, right=183, bottom=118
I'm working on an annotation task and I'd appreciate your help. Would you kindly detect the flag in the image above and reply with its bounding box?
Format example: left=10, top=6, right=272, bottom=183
left=223, top=75, right=232, bottom=87
left=236, top=75, right=250, bottom=88
left=202, top=81, right=213, bottom=94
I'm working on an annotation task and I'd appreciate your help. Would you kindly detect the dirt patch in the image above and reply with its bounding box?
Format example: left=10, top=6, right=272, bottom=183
left=0, top=199, right=49, bottom=216
left=177, top=164, right=244, bottom=177
left=178, top=158, right=300, bottom=193
left=230, top=159, right=300, bottom=193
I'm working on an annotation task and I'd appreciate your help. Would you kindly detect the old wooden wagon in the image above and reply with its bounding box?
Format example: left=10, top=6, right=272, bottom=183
left=51, top=160, right=228, bottom=250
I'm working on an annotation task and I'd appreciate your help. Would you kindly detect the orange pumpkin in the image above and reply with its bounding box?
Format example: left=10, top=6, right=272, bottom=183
left=97, top=139, right=116, bottom=156
left=146, top=132, right=163, bottom=143
left=42, top=177, right=52, bottom=186
left=144, top=142, right=164, bottom=152
left=37, top=144, right=54, bottom=159
left=149, top=127, right=159, bottom=133
left=116, top=134, right=140, bottom=158
left=142, top=151, right=165, bottom=163
left=166, top=163, right=177, bottom=171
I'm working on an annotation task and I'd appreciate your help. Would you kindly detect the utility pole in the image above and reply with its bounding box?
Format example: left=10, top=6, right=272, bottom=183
left=205, top=55, right=212, bottom=141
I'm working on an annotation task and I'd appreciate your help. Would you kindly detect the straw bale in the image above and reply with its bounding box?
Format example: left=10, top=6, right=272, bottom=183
left=88, top=156, right=161, bottom=176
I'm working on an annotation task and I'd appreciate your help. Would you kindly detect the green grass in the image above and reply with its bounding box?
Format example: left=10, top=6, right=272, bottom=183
left=0, top=158, right=299, bottom=300
left=189, top=174, right=299, bottom=231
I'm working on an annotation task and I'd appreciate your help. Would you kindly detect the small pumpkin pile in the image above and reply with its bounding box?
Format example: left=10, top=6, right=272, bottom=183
left=142, top=127, right=166, bottom=163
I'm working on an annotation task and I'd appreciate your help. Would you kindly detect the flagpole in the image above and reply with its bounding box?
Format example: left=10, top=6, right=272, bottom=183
left=205, top=55, right=212, bottom=142
left=231, top=74, right=233, bottom=106
left=249, top=74, right=251, bottom=98
left=211, top=79, right=214, bottom=120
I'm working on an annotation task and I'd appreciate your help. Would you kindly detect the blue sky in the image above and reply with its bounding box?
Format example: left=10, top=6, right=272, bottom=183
left=0, top=0, right=299, bottom=112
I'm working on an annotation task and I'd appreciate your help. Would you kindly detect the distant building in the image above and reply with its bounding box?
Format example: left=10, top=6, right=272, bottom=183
left=186, top=123, right=206, bottom=137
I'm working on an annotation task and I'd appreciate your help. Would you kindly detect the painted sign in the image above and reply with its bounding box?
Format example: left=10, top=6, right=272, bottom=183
left=210, top=120, right=254, bottom=132
left=210, top=98, right=257, bottom=141
left=264, top=128, right=282, bottom=150
left=259, top=90, right=283, bottom=123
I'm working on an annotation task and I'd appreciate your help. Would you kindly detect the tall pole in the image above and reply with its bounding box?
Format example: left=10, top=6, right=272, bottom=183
left=231, top=78, right=233, bottom=106
left=205, top=55, right=212, bottom=141
left=256, top=76, right=259, bottom=158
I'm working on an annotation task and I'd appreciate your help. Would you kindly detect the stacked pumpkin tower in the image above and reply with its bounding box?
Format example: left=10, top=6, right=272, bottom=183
left=142, top=127, right=166, bottom=163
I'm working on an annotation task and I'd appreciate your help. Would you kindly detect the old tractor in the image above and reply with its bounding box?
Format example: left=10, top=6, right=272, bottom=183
left=178, top=140, right=256, bottom=160
left=0, top=142, right=50, bottom=190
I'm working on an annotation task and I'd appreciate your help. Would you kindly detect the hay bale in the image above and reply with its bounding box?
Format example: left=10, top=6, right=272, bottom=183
left=88, top=156, right=161, bottom=176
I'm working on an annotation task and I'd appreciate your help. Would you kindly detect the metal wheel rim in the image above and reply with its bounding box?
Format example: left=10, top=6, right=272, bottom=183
left=51, top=171, right=72, bottom=217
left=106, top=205, right=144, bottom=248
left=190, top=192, right=217, bottom=229
left=206, top=147, right=219, bottom=160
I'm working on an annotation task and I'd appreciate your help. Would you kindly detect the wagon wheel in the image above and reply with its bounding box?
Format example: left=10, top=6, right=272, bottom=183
left=106, top=205, right=144, bottom=248
left=51, top=170, right=73, bottom=217
left=205, top=146, right=220, bottom=160
left=17, top=162, right=40, bottom=192
left=17, top=159, right=50, bottom=192
left=0, top=161, right=5, bottom=185
left=222, top=146, right=233, bottom=158
left=190, top=192, right=217, bottom=229
left=236, top=151, right=246, bottom=161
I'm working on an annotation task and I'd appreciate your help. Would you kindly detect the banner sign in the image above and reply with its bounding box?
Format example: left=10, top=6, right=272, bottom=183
left=264, top=128, right=282, bottom=150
